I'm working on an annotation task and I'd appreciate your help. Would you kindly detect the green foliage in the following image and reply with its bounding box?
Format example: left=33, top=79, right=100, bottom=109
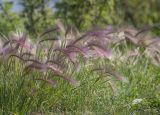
left=0, top=1, right=23, bottom=35
left=19, top=0, right=55, bottom=36
left=118, top=0, right=160, bottom=26
left=0, top=0, right=159, bottom=35
left=55, top=0, right=121, bottom=29
left=116, top=0, right=160, bottom=35
left=55, top=0, right=160, bottom=32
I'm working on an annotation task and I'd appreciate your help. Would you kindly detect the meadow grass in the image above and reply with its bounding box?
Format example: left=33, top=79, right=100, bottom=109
left=0, top=53, right=160, bottom=114
left=0, top=24, right=160, bottom=114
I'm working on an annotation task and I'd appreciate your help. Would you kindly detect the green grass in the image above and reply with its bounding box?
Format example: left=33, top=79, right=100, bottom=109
left=0, top=53, right=160, bottom=114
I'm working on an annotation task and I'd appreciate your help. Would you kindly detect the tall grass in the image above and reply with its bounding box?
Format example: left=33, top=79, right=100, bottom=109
left=0, top=22, right=160, bottom=114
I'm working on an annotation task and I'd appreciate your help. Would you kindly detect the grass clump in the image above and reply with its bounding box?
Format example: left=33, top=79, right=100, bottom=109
left=0, top=22, right=160, bottom=114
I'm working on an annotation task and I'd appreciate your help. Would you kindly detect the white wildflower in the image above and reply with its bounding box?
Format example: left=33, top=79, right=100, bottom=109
left=132, top=98, right=143, bottom=105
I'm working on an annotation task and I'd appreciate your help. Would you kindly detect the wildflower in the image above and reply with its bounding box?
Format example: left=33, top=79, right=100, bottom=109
left=132, top=98, right=143, bottom=105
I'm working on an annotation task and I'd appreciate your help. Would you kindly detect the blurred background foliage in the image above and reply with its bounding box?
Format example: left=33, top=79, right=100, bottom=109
left=0, top=0, right=160, bottom=36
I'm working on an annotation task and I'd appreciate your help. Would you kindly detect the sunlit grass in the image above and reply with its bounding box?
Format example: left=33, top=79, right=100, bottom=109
left=0, top=23, right=160, bottom=114
left=0, top=54, right=159, bottom=114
